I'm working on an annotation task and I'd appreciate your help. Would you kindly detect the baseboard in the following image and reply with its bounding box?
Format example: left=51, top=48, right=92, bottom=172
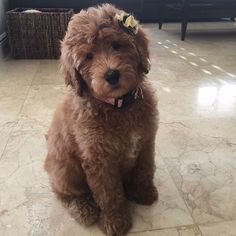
left=0, top=32, right=9, bottom=59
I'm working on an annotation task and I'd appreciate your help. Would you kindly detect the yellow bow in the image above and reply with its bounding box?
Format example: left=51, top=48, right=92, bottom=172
left=115, top=13, right=139, bottom=35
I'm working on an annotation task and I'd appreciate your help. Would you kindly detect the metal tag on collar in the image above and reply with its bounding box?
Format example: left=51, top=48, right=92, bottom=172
left=114, top=98, right=123, bottom=108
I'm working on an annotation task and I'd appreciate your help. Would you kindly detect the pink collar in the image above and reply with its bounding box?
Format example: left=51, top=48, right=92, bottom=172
left=95, top=87, right=144, bottom=109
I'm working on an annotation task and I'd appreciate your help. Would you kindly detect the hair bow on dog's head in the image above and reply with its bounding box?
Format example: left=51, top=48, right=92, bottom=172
left=115, top=13, right=139, bottom=35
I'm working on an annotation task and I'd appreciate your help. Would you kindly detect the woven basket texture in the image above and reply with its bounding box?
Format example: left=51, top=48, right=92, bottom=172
left=6, top=8, right=74, bottom=59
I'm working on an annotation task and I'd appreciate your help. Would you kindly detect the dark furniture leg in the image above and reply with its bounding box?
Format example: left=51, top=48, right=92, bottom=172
left=159, top=0, right=164, bottom=30
left=159, top=20, right=163, bottom=29
left=181, top=19, right=188, bottom=41
left=231, top=17, right=235, bottom=21
left=181, top=0, right=189, bottom=41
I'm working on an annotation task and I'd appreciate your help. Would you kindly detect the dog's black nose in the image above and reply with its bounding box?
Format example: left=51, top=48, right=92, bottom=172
left=104, top=69, right=120, bottom=85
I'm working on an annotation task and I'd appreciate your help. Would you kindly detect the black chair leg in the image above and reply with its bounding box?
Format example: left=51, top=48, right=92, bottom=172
left=231, top=17, right=235, bottom=21
left=181, top=20, right=188, bottom=41
left=159, top=0, right=164, bottom=30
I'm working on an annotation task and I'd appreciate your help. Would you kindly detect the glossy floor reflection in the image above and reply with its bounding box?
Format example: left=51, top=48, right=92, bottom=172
left=0, top=22, right=236, bottom=236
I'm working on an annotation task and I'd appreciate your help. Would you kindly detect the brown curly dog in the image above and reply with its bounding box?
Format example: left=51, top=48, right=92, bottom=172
left=44, top=4, right=159, bottom=236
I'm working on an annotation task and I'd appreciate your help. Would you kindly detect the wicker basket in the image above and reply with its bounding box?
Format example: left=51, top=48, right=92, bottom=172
left=6, top=8, right=74, bottom=59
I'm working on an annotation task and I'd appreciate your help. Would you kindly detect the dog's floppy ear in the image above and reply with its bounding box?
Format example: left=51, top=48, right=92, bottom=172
left=60, top=40, right=86, bottom=96
left=74, top=69, right=87, bottom=96
left=136, top=29, right=151, bottom=75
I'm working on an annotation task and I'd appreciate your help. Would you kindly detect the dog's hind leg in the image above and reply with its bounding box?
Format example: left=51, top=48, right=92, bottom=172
left=45, top=154, right=100, bottom=226
left=54, top=191, right=100, bottom=226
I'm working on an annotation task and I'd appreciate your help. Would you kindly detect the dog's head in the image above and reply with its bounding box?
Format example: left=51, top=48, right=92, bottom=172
left=60, top=4, right=150, bottom=98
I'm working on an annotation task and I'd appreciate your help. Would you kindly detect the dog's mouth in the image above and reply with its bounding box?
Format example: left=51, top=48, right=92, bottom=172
left=90, top=76, right=126, bottom=98
left=105, top=87, right=127, bottom=99
left=96, top=87, right=128, bottom=100
left=109, top=83, right=120, bottom=90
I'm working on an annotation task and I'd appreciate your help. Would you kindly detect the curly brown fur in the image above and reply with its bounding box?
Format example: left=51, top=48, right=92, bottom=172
left=44, top=4, right=159, bottom=236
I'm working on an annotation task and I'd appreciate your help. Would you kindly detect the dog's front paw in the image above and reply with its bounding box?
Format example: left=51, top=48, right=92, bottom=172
left=127, top=184, right=158, bottom=205
left=99, top=210, right=132, bottom=236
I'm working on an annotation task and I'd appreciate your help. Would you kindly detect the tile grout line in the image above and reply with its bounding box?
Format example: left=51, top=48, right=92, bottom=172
left=29, top=60, right=42, bottom=87
left=130, top=223, right=200, bottom=234
left=0, top=61, right=41, bottom=160
left=197, top=218, right=236, bottom=228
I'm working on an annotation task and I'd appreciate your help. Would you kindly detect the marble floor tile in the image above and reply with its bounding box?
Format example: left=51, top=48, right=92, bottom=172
left=32, top=60, right=64, bottom=85
left=0, top=86, right=29, bottom=126
left=0, top=60, right=40, bottom=86
left=157, top=119, right=236, bottom=224
left=130, top=225, right=201, bottom=236
left=0, top=127, right=48, bottom=236
left=200, top=221, right=236, bottom=236
left=157, top=82, right=236, bottom=121
left=149, top=63, right=213, bottom=89
left=200, top=64, right=236, bottom=81
left=0, top=123, right=15, bottom=158
left=130, top=157, right=193, bottom=232
left=18, top=85, right=65, bottom=130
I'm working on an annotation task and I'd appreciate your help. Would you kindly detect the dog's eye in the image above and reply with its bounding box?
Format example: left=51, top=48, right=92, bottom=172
left=112, top=42, right=121, bottom=50
left=86, top=52, right=93, bottom=60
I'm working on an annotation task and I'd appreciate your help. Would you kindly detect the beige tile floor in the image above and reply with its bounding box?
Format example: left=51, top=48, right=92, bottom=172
left=0, top=21, right=236, bottom=236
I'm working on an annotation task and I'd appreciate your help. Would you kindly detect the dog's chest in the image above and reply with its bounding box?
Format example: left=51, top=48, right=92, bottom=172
left=126, top=133, right=142, bottom=159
